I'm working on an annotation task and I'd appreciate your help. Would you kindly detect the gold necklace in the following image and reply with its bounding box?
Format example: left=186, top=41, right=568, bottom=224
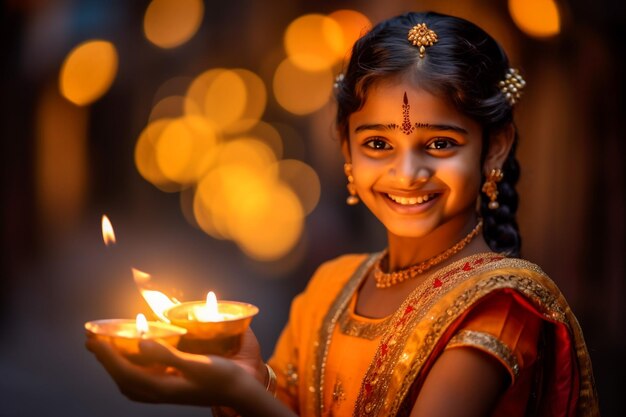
left=374, top=219, right=483, bottom=288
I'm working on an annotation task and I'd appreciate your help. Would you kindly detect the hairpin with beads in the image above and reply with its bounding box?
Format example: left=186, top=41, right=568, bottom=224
left=499, top=68, right=526, bottom=106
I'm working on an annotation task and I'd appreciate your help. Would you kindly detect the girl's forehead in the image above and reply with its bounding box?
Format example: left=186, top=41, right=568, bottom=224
left=348, top=78, right=482, bottom=136
left=356, top=81, right=463, bottom=122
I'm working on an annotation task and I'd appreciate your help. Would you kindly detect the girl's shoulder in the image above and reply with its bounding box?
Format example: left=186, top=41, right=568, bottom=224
left=437, top=253, right=570, bottom=324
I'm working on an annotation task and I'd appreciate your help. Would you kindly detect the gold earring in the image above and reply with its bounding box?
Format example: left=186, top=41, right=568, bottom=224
left=344, top=163, right=359, bottom=205
left=482, top=168, right=504, bottom=209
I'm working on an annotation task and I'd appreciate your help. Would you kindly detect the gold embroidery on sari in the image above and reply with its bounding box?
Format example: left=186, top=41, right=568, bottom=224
left=310, top=253, right=381, bottom=416
left=447, top=329, right=520, bottom=379
left=284, top=362, right=299, bottom=394
left=356, top=253, right=507, bottom=415
left=308, top=253, right=598, bottom=417
left=338, top=311, right=389, bottom=339
left=359, top=257, right=579, bottom=416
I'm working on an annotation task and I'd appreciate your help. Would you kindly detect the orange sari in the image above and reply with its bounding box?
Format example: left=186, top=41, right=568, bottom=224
left=268, top=253, right=599, bottom=417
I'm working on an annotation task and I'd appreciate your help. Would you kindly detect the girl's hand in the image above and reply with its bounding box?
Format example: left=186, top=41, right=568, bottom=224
left=85, top=328, right=266, bottom=407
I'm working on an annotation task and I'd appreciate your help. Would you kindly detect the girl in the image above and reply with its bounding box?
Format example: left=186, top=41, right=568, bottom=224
left=87, top=11, right=600, bottom=417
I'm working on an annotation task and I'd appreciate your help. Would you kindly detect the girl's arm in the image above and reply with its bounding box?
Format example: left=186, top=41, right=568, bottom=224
left=410, top=347, right=508, bottom=417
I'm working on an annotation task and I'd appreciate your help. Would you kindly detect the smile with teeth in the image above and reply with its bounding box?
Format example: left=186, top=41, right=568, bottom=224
left=387, top=193, right=437, bottom=205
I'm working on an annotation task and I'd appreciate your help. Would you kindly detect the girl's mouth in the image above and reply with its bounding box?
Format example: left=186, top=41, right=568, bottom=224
left=386, top=193, right=438, bottom=206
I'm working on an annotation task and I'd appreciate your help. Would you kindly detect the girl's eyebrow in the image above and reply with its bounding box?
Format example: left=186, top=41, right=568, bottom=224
left=353, top=122, right=468, bottom=134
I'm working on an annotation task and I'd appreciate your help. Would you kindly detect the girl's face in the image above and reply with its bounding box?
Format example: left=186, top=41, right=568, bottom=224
left=346, top=80, right=484, bottom=239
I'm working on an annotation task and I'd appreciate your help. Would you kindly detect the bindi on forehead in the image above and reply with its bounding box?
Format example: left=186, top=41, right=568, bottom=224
left=400, top=92, right=414, bottom=135
left=383, top=92, right=429, bottom=135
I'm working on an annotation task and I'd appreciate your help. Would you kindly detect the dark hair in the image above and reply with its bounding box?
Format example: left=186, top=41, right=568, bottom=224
left=334, top=11, right=521, bottom=256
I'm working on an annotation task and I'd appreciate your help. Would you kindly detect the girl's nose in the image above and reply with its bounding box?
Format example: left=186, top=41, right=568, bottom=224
left=388, top=153, right=431, bottom=187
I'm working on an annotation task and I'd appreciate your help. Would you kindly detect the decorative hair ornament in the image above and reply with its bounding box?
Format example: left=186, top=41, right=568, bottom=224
left=333, top=73, right=345, bottom=91
left=499, top=68, right=526, bottom=106
left=482, top=168, right=504, bottom=209
left=408, top=23, right=438, bottom=58
left=344, top=163, right=359, bottom=205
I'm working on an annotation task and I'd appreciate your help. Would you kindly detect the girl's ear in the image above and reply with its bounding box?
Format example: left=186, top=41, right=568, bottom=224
left=483, top=123, right=514, bottom=174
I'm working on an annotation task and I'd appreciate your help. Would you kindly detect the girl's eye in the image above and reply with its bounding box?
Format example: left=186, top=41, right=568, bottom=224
left=427, top=139, right=456, bottom=150
left=365, top=138, right=392, bottom=150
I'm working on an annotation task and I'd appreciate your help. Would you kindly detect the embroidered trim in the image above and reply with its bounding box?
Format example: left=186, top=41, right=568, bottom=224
left=309, top=253, right=598, bottom=417
left=356, top=253, right=508, bottom=415
left=338, top=304, right=390, bottom=340
left=447, top=329, right=520, bottom=380
left=311, top=253, right=381, bottom=416
left=284, top=362, right=299, bottom=394
left=376, top=266, right=572, bottom=416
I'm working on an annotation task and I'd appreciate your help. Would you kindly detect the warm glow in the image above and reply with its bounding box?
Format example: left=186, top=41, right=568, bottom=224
left=217, top=138, right=277, bottom=171
left=154, top=115, right=219, bottom=185
left=276, top=159, right=321, bottom=215
left=223, top=69, right=267, bottom=134
left=144, top=0, right=204, bottom=48
left=136, top=313, right=149, bottom=335
left=101, top=215, right=116, bottom=246
left=149, top=95, right=192, bottom=122
left=203, top=70, right=247, bottom=130
left=193, top=291, right=223, bottom=322
left=508, top=0, right=560, bottom=38
left=273, top=58, right=334, bottom=115
left=247, top=122, right=284, bottom=160
left=132, top=268, right=179, bottom=322
left=59, top=40, right=118, bottom=106
left=191, top=135, right=307, bottom=259
left=284, top=14, right=344, bottom=71
left=135, top=119, right=181, bottom=192
left=328, top=10, right=371, bottom=62
left=184, top=68, right=264, bottom=133
left=234, top=182, right=304, bottom=261
left=36, top=85, right=88, bottom=233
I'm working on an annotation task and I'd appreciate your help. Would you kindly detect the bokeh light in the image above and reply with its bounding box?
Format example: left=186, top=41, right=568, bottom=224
left=184, top=68, right=267, bottom=133
left=136, top=59, right=323, bottom=260
left=190, top=137, right=307, bottom=260
left=283, top=14, right=344, bottom=71
left=59, top=40, right=118, bottom=106
left=36, top=85, right=88, bottom=232
left=154, top=115, right=219, bottom=185
left=275, top=159, right=321, bottom=215
left=135, top=119, right=181, bottom=192
left=508, top=0, right=561, bottom=38
left=328, top=9, right=371, bottom=62
left=143, top=0, right=204, bottom=48
left=273, top=58, right=333, bottom=115
left=149, top=95, right=192, bottom=122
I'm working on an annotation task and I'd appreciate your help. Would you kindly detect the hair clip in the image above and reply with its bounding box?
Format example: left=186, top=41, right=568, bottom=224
left=408, top=23, right=438, bottom=58
left=499, top=68, right=526, bottom=106
left=333, top=73, right=345, bottom=90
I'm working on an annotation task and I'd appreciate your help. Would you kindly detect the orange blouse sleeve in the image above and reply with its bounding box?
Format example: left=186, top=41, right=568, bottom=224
left=444, top=290, right=543, bottom=384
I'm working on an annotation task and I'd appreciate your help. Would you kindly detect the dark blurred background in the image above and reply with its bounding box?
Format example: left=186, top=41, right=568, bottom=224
left=1, top=0, right=624, bottom=416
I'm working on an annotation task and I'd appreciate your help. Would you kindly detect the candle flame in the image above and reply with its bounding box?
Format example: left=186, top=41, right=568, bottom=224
left=132, top=267, right=179, bottom=322
left=194, top=291, right=222, bottom=322
left=136, top=313, right=149, bottom=335
left=101, top=214, right=116, bottom=246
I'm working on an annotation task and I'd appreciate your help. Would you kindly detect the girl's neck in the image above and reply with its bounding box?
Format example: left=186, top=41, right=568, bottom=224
left=386, top=213, right=490, bottom=272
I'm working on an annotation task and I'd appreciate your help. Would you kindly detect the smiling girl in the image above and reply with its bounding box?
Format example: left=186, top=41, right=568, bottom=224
left=87, top=11, right=600, bottom=417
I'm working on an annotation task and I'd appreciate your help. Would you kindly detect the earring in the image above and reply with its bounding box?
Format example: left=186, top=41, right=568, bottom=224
left=344, top=163, right=359, bottom=205
left=482, top=168, right=504, bottom=209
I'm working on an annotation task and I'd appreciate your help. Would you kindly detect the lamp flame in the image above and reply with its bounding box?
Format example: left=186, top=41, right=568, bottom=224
left=101, top=215, right=116, bottom=246
left=132, top=267, right=179, bottom=322
left=194, top=291, right=222, bottom=322
left=136, top=313, right=149, bottom=335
